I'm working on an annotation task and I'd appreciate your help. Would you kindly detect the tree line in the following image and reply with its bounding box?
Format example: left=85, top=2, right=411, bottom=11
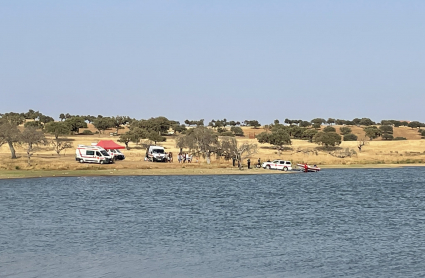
left=1, top=109, right=425, bottom=165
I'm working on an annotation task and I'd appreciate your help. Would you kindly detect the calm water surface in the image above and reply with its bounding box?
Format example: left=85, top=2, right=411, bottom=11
left=1, top=168, right=425, bottom=278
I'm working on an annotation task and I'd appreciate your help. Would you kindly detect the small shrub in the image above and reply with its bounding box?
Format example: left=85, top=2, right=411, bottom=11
left=219, top=131, right=235, bottom=137
left=394, top=137, right=407, bottom=140
left=81, top=130, right=94, bottom=135
left=343, top=133, right=358, bottom=141
left=15, top=166, right=20, bottom=170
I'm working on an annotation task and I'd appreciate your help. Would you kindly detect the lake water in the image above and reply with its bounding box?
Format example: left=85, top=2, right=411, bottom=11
left=1, top=168, right=425, bottom=278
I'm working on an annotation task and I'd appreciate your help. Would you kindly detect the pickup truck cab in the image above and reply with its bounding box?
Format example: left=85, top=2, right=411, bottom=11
left=262, top=160, right=292, bottom=171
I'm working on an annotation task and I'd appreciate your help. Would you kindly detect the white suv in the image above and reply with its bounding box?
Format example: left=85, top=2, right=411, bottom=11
left=262, top=160, right=292, bottom=171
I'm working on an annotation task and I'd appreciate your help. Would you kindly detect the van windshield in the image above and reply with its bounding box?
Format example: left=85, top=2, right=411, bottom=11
left=100, top=150, right=109, bottom=156
left=153, top=149, right=164, bottom=154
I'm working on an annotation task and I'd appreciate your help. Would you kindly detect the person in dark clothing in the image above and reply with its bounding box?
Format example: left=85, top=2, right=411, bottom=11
left=257, top=158, right=261, bottom=168
left=232, top=157, right=236, bottom=167
left=247, top=158, right=251, bottom=169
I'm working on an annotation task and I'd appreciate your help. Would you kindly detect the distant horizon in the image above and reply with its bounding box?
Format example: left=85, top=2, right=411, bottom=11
left=1, top=109, right=422, bottom=126
left=1, top=1, right=424, bottom=122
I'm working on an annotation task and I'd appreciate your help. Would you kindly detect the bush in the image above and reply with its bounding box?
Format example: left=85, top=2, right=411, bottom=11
left=394, top=137, right=407, bottom=140
left=323, top=126, right=336, bottom=133
left=343, top=133, right=358, bottom=141
left=230, top=126, right=244, bottom=136
left=382, top=134, right=394, bottom=140
left=339, top=126, right=352, bottom=135
left=81, top=130, right=94, bottom=135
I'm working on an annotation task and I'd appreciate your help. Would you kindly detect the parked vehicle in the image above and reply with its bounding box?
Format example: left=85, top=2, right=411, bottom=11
left=262, top=160, right=292, bottom=171
left=75, top=145, right=114, bottom=164
left=146, top=146, right=167, bottom=162
left=109, top=149, right=125, bottom=160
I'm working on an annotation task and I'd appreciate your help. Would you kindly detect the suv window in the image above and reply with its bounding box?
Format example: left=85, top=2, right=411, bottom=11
left=86, top=150, right=94, bottom=155
left=286, top=161, right=291, bottom=164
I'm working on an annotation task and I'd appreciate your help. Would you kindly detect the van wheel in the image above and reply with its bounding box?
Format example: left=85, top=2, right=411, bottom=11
left=266, top=165, right=271, bottom=170
left=100, top=160, right=104, bottom=164
left=283, top=167, right=288, bottom=171
left=79, top=159, right=84, bottom=163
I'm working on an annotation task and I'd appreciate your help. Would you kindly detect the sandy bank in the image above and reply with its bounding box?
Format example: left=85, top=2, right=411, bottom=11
left=1, top=164, right=424, bottom=180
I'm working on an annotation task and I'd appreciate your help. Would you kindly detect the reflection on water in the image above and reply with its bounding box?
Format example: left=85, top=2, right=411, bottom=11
left=1, top=169, right=425, bottom=278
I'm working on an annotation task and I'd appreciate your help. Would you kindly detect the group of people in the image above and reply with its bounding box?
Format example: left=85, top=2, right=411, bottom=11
left=177, top=153, right=195, bottom=163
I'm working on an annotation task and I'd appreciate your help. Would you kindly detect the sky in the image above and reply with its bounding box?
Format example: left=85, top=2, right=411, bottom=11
left=1, top=0, right=424, bottom=124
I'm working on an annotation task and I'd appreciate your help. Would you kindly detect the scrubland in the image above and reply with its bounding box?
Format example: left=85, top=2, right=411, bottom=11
left=1, top=125, right=424, bottom=179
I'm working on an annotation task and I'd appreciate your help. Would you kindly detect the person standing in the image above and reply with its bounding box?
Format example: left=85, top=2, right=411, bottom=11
left=247, top=158, right=251, bottom=169
left=257, top=158, right=261, bottom=168
left=178, top=153, right=182, bottom=163
left=232, top=157, right=236, bottom=167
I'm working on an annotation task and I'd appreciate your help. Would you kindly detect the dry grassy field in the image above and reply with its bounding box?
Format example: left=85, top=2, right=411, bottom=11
left=1, top=125, right=424, bottom=177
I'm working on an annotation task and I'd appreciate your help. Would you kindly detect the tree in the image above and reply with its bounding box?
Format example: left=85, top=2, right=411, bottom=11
left=44, top=122, right=70, bottom=139
left=38, top=114, right=54, bottom=124
left=379, top=125, right=393, bottom=139
left=323, top=126, right=336, bottom=133
left=339, top=126, right=352, bottom=135
left=311, top=118, right=326, bottom=127
left=59, top=113, right=66, bottom=121
left=0, top=120, right=21, bottom=159
left=20, top=127, right=47, bottom=165
left=256, top=127, right=291, bottom=154
left=93, top=117, right=114, bottom=134
left=359, top=118, right=375, bottom=126
left=302, top=129, right=318, bottom=142
left=84, top=115, right=96, bottom=123
left=230, top=126, right=244, bottom=136
left=218, top=137, right=257, bottom=167
left=111, top=116, right=130, bottom=134
left=299, top=121, right=311, bottom=128
left=363, top=126, right=381, bottom=140
left=176, top=126, right=219, bottom=164
left=313, top=132, right=341, bottom=147
left=0, top=113, right=25, bottom=159
left=352, top=118, right=361, bottom=125
left=146, top=131, right=166, bottom=145
left=171, top=122, right=187, bottom=134
left=65, top=117, right=87, bottom=134
left=381, top=134, right=394, bottom=140
left=327, top=118, right=335, bottom=125
left=24, top=121, right=44, bottom=129
left=44, top=122, right=73, bottom=156
left=118, top=132, right=133, bottom=150
left=246, top=120, right=261, bottom=129
left=343, top=133, right=358, bottom=141
left=408, top=121, right=422, bottom=129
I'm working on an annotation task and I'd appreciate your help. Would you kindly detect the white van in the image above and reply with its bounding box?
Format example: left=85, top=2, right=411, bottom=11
left=146, top=146, right=167, bottom=162
left=75, top=145, right=114, bottom=164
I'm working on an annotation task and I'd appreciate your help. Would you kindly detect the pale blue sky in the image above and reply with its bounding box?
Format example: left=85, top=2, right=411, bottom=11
left=1, top=1, right=424, bottom=124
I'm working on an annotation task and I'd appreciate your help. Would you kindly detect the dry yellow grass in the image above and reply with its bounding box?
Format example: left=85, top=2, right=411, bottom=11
left=1, top=125, right=424, bottom=176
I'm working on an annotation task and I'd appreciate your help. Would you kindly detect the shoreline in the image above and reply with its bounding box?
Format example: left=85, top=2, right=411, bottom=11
left=0, top=163, right=424, bottom=180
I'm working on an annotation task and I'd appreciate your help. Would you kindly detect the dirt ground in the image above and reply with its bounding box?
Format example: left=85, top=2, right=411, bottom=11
left=1, top=125, right=424, bottom=177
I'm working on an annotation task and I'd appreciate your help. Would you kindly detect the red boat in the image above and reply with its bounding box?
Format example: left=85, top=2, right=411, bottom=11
left=297, top=164, right=321, bottom=172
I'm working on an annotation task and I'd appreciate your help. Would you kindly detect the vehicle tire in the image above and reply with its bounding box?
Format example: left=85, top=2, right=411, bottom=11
left=266, top=165, right=271, bottom=170
left=100, top=160, right=104, bottom=164
left=79, top=159, right=84, bottom=163
left=283, top=167, right=288, bottom=171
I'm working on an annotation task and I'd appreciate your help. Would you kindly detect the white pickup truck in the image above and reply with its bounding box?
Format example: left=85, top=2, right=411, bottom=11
left=262, top=160, right=292, bottom=171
